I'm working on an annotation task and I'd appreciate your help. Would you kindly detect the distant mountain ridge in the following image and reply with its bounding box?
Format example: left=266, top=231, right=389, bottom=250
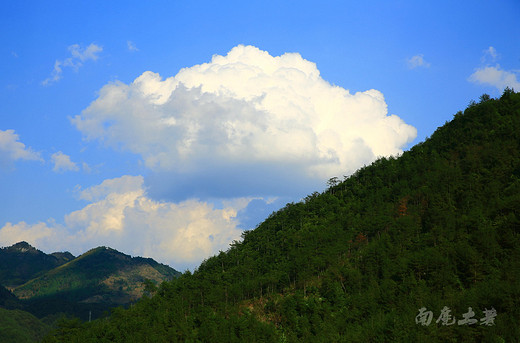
left=13, top=245, right=179, bottom=303
left=0, top=241, right=74, bottom=288
left=0, top=242, right=181, bottom=319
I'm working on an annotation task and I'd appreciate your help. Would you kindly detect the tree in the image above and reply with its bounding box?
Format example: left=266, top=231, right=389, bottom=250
left=143, top=279, right=157, bottom=297
left=479, top=93, right=491, bottom=103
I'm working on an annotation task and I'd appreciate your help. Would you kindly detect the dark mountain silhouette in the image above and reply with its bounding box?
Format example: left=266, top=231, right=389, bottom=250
left=0, top=242, right=74, bottom=288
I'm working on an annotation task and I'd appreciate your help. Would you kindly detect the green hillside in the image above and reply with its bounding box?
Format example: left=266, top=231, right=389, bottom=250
left=0, top=244, right=181, bottom=341
left=0, top=284, right=21, bottom=309
left=44, top=89, right=520, bottom=342
left=0, top=307, right=51, bottom=343
left=0, top=242, right=74, bottom=287
left=12, top=246, right=180, bottom=319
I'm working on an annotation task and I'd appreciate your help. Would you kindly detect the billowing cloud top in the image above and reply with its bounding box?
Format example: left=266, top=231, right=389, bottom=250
left=3, top=46, right=418, bottom=270
left=72, top=45, right=416, bottom=180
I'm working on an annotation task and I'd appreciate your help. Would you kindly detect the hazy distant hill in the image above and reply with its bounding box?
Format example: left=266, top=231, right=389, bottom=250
left=0, top=241, right=181, bottom=342
left=0, top=242, right=74, bottom=288
left=0, top=242, right=180, bottom=320
left=14, top=246, right=180, bottom=304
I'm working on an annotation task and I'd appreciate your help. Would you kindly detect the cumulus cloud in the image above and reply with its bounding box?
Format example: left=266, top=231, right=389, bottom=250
left=72, top=45, right=416, bottom=194
left=0, top=129, right=42, bottom=168
left=0, top=175, right=248, bottom=270
left=407, top=54, right=430, bottom=69
left=0, top=221, right=60, bottom=246
left=42, top=43, right=102, bottom=86
left=51, top=151, right=79, bottom=173
left=76, top=174, right=143, bottom=201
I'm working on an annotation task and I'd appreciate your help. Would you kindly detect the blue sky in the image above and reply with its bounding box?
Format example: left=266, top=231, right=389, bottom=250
left=1, top=0, right=519, bottom=271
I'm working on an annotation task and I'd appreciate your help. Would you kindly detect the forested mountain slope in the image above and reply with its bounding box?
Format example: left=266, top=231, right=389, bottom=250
left=0, top=242, right=74, bottom=288
left=14, top=246, right=179, bottom=301
left=44, top=89, right=520, bottom=342
left=0, top=244, right=181, bottom=342
left=11, top=246, right=180, bottom=319
left=0, top=307, right=50, bottom=343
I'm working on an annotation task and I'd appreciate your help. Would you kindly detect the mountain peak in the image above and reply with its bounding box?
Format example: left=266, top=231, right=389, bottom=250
left=0, top=242, right=71, bottom=288
left=5, top=241, right=38, bottom=253
left=12, top=244, right=180, bottom=314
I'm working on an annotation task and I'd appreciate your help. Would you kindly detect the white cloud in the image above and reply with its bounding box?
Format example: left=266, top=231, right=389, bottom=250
left=42, top=43, right=102, bottom=86
left=68, top=43, right=102, bottom=62
left=76, top=174, right=144, bottom=201
left=468, top=47, right=520, bottom=92
left=127, top=41, right=139, bottom=52
left=407, top=54, right=430, bottom=69
left=0, top=221, right=62, bottom=248
left=72, top=45, right=416, bottom=188
left=51, top=151, right=79, bottom=173
left=0, top=129, right=42, bottom=168
left=0, top=175, right=248, bottom=270
left=481, top=46, right=498, bottom=64
left=469, top=65, right=520, bottom=91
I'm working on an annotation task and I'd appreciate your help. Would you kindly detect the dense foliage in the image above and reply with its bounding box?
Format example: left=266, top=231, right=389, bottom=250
left=0, top=242, right=73, bottom=287
left=0, top=245, right=180, bottom=342
left=44, top=89, right=520, bottom=342
left=7, top=246, right=180, bottom=319
left=0, top=307, right=50, bottom=343
left=0, top=284, right=21, bottom=309
left=15, top=247, right=179, bottom=300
